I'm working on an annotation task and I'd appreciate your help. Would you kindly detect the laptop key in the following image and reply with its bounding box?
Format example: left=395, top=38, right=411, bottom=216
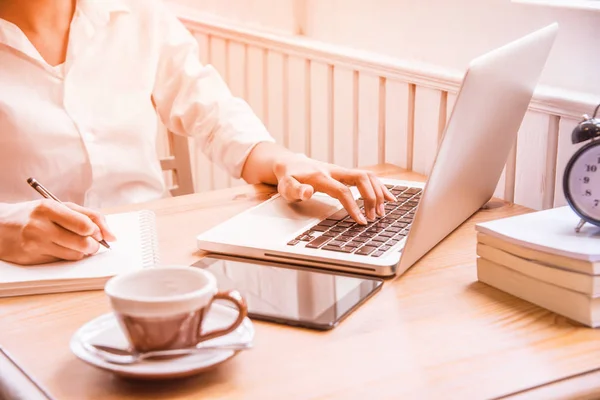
left=372, top=251, right=385, bottom=257
left=320, top=219, right=337, bottom=226
left=306, top=236, right=332, bottom=248
left=356, top=246, right=377, bottom=255
left=322, top=245, right=353, bottom=253
left=311, top=225, right=329, bottom=232
left=287, top=239, right=300, bottom=246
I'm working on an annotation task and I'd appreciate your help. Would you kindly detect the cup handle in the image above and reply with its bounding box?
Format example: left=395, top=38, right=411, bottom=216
left=198, top=290, right=248, bottom=342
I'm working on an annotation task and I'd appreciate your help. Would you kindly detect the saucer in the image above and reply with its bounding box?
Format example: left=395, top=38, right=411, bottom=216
left=70, top=303, right=254, bottom=380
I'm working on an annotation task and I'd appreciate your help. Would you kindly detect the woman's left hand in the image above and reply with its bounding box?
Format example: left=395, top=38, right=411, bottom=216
left=272, top=154, right=396, bottom=225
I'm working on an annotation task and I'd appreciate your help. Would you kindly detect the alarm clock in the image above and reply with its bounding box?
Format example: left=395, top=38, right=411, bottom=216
left=563, top=103, right=600, bottom=232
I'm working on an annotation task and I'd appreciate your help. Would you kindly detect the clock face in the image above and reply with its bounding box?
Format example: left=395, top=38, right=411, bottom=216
left=565, top=140, right=600, bottom=224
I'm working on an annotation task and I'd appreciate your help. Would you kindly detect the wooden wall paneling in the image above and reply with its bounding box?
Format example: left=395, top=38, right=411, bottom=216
left=286, top=56, right=309, bottom=155
left=206, top=36, right=231, bottom=190
left=543, top=115, right=560, bottom=209
left=413, top=87, right=443, bottom=175
left=266, top=51, right=286, bottom=146
left=246, top=46, right=267, bottom=124
left=357, top=72, right=381, bottom=168
left=513, top=111, right=552, bottom=210
left=332, top=67, right=356, bottom=169
left=226, top=41, right=249, bottom=187
left=191, top=32, right=214, bottom=192
left=553, top=118, right=584, bottom=207
left=309, top=61, right=333, bottom=163
left=384, top=80, right=410, bottom=169
left=444, top=91, right=458, bottom=132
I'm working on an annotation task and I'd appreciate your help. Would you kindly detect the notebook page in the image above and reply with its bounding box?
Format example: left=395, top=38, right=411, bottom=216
left=0, top=210, right=157, bottom=284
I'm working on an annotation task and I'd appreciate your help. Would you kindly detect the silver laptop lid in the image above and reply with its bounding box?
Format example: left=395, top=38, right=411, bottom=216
left=396, top=23, right=559, bottom=275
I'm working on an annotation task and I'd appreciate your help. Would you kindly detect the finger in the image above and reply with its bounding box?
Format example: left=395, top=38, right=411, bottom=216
left=277, top=176, right=314, bottom=202
left=66, top=202, right=117, bottom=241
left=50, top=222, right=101, bottom=255
left=42, top=242, right=88, bottom=262
left=367, top=173, right=386, bottom=216
left=382, top=184, right=396, bottom=202
left=334, top=170, right=377, bottom=220
left=35, top=200, right=103, bottom=242
left=312, top=175, right=367, bottom=225
left=349, top=172, right=377, bottom=220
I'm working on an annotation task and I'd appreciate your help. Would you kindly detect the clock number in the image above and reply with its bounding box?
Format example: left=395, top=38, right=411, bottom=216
left=585, top=190, right=592, bottom=196
left=586, top=164, right=598, bottom=172
left=595, top=199, right=599, bottom=207
left=583, top=177, right=590, bottom=184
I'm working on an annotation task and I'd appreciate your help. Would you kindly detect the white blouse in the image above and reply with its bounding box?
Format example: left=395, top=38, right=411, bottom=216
left=0, top=0, right=274, bottom=208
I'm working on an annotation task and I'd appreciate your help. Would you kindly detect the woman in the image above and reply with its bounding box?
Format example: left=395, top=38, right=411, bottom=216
left=0, top=0, right=394, bottom=265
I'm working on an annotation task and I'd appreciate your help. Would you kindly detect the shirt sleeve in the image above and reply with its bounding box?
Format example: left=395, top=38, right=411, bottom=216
left=150, top=2, right=275, bottom=179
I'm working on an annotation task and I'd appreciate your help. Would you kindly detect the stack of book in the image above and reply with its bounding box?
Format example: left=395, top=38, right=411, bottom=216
left=475, top=206, right=600, bottom=327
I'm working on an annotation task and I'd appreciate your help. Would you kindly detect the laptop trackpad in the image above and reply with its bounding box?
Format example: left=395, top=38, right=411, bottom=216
left=253, top=194, right=341, bottom=221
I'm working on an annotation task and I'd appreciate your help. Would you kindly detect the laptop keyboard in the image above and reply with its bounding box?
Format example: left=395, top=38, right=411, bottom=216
left=286, top=185, right=421, bottom=257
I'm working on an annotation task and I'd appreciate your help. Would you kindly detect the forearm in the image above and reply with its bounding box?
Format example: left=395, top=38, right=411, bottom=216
left=241, top=142, right=298, bottom=185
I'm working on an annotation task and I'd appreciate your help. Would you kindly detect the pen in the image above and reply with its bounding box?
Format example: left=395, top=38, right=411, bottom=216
left=26, top=177, right=110, bottom=249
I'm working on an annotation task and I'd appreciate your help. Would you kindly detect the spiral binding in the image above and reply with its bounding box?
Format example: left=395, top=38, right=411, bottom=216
left=138, top=210, right=160, bottom=267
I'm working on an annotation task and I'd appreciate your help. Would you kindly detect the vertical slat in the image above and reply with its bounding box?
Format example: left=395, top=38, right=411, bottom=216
left=192, top=32, right=214, bottom=192
left=504, top=144, right=518, bottom=202
left=384, top=80, right=410, bottom=169
left=287, top=56, right=308, bottom=154
left=227, top=41, right=248, bottom=187
left=554, top=118, right=584, bottom=207
left=246, top=46, right=266, bottom=123
left=262, top=49, right=269, bottom=127
left=543, top=115, right=560, bottom=209
left=332, top=67, right=355, bottom=168
left=445, top=91, right=458, bottom=127
left=207, top=37, right=230, bottom=190
left=357, top=73, right=380, bottom=168
left=266, top=51, right=285, bottom=145
left=309, top=61, right=330, bottom=162
left=282, top=55, right=290, bottom=149
left=305, top=59, right=312, bottom=157
left=327, top=65, right=334, bottom=163
left=352, top=71, right=359, bottom=168
left=413, top=87, right=443, bottom=175
left=493, top=165, right=508, bottom=201
left=227, top=42, right=246, bottom=98
left=437, top=91, right=448, bottom=144
left=407, top=84, right=416, bottom=171
left=514, top=111, right=551, bottom=210
left=378, top=77, right=386, bottom=165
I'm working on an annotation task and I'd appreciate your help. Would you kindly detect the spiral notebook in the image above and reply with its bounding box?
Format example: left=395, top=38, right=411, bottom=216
left=0, top=210, right=159, bottom=298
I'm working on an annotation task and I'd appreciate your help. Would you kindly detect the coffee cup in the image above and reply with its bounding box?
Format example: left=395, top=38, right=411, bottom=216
left=104, top=265, right=247, bottom=353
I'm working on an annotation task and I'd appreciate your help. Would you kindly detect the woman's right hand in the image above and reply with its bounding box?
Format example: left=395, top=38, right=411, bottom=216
left=0, top=200, right=116, bottom=265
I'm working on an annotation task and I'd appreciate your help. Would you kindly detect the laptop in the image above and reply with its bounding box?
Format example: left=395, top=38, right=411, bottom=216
left=196, top=23, right=559, bottom=278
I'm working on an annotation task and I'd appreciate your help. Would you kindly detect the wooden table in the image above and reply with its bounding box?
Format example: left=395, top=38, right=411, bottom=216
left=2, top=165, right=600, bottom=400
